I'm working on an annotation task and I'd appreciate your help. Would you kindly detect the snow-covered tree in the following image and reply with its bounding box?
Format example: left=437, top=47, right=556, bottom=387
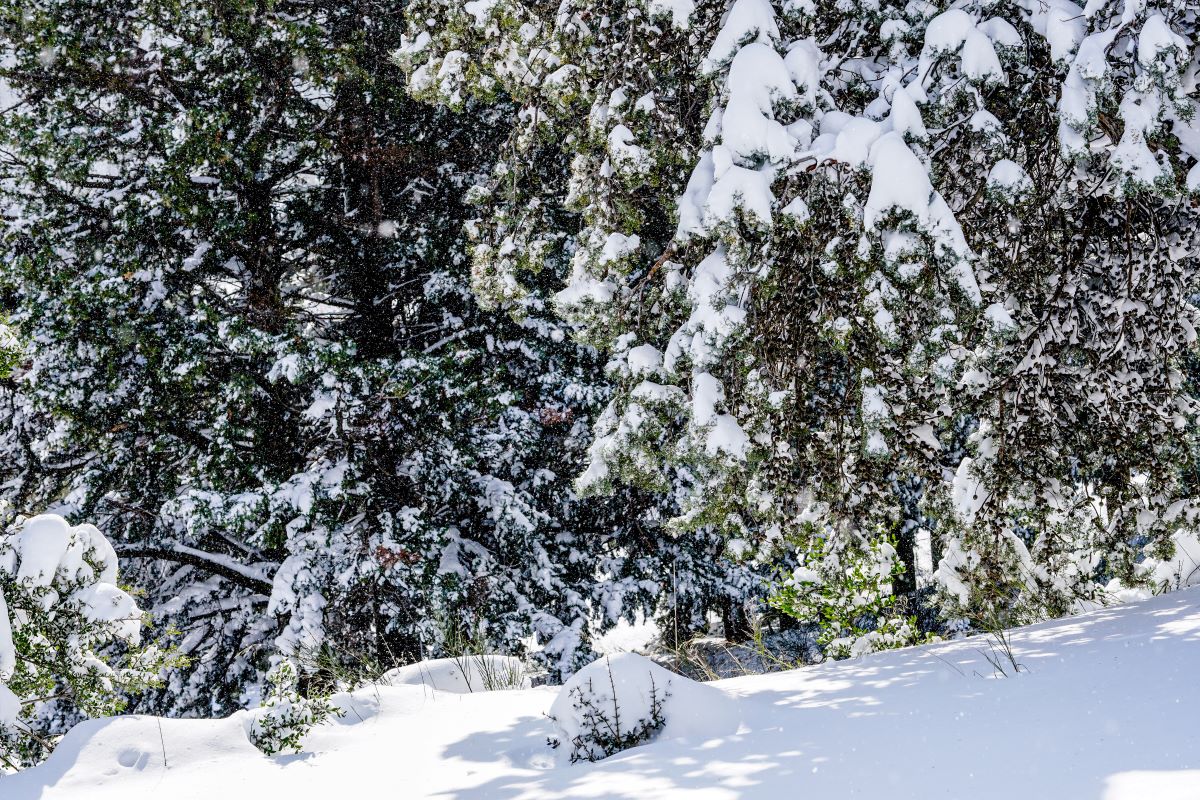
left=0, top=514, right=167, bottom=768
left=400, top=0, right=1200, bottom=652
left=0, top=0, right=681, bottom=720
left=397, top=0, right=773, bottom=641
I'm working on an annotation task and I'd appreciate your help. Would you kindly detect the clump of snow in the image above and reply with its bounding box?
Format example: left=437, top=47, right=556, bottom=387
left=781, top=195, right=810, bottom=223
left=701, top=0, right=779, bottom=72
left=934, top=536, right=978, bottom=605
left=984, top=302, right=1017, bottom=331
left=1154, top=531, right=1200, bottom=588
left=607, top=126, right=651, bottom=174
left=0, top=514, right=138, bottom=639
left=2, top=514, right=118, bottom=590
left=625, top=344, right=663, bottom=377
left=548, top=653, right=740, bottom=761
left=951, top=456, right=987, bottom=525
left=599, top=232, right=640, bottom=264
left=379, top=655, right=530, bottom=693
left=648, top=0, right=695, bottom=29
left=987, top=158, right=1033, bottom=196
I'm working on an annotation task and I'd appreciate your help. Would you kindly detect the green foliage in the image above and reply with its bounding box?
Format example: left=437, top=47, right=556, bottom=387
left=248, top=661, right=341, bottom=756
left=548, top=673, right=669, bottom=763
left=769, top=529, right=924, bottom=660
left=0, top=322, right=18, bottom=380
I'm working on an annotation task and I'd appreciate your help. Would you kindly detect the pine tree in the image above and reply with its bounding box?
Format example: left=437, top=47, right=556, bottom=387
left=400, top=0, right=1200, bottom=653
left=0, top=0, right=673, bottom=720
left=397, top=0, right=773, bottom=642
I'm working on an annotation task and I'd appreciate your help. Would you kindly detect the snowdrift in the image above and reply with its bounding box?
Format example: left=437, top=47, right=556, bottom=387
left=379, top=654, right=531, bottom=693
left=4, top=588, right=1199, bottom=799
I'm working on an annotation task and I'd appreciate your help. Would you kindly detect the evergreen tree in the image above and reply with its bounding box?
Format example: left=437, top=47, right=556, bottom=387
left=400, top=0, right=1200, bottom=653
left=0, top=0, right=673, bottom=720
left=398, top=0, right=773, bottom=642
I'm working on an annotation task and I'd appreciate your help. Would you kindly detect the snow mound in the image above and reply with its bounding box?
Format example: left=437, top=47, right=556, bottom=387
left=549, top=653, right=740, bottom=760
left=12, top=714, right=268, bottom=793
left=379, top=655, right=530, bottom=693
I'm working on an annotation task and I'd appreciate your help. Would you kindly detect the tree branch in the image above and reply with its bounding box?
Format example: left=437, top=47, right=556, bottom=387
left=117, top=543, right=275, bottom=594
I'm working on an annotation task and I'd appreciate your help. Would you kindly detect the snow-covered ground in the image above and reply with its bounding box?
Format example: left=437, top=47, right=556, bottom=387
left=6, top=588, right=1199, bottom=799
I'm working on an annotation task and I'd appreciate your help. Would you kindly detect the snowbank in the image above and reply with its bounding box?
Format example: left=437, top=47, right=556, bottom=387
left=3, top=588, right=1199, bottom=799
left=378, top=654, right=530, bottom=693
left=548, top=653, right=740, bottom=760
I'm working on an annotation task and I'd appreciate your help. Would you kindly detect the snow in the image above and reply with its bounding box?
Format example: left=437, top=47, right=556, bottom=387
left=862, top=130, right=979, bottom=295
left=987, top=158, right=1033, bottom=195
left=951, top=456, right=986, bottom=524
left=592, top=616, right=659, bottom=656
left=379, top=655, right=531, bottom=693
left=1, top=515, right=146, bottom=734
left=923, top=9, right=976, bottom=55
left=0, top=684, right=16, bottom=728
left=5, top=514, right=75, bottom=588
left=462, top=0, right=499, bottom=28
left=648, top=0, right=695, bottom=29
left=979, top=17, right=1022, bottom=49
left=5, top=587, right=1200, bottom=798
left=1037, top=0, right=1088, bottom=62
left=781, top=195, right=810, bottom=223
left=706, top=159, right=774, bottom=226
left=887, top=87, right=926, bottom=139
left=548, top=653, right=740, bottom=760
left=608, top=126, right=650, bottom=174
left=706, top=413, right=750, bottom=458
left=1137, top=14, right=1188, bottom=70
left=600, top=232, right=641, bottom=264
left=701, top=0, right=779, bottom=73
left=721, top=43, right=796, bottom=163
left=0, top=590, right=11, bottom=680
left=626, top=344, right=663, bottom=377
left=676, top=150, right=716, bottom=239
left=984, top=302, right=1016, bottom=331
left=69, top=583, right=140, bottom=639
left=0, top=515, right=125, bottom=611
left=961, top=30, right=1004, bottom=83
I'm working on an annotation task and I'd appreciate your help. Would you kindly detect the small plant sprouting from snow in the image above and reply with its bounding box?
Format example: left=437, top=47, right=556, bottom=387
left=442, top=624, right=529, bottom=691
left=249, top=661, right=341, bottom=756
left=976, top=623, right=1024, bottom=679
left=547, top=659, right=670, bottom=763
left=451, top=653, right=527, bottom=692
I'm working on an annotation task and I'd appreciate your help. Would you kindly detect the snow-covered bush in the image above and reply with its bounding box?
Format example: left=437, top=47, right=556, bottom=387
left=248, top=660, right=340, bottom=756
left=0, top=514, right=170, bottom=768
left=548, top=653, right=739, bottom=762
left=770, top=531, right=924, bottom=659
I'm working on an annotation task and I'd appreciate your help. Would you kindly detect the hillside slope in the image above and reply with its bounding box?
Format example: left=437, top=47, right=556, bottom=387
left=5, top=588, right=1199, bottom=800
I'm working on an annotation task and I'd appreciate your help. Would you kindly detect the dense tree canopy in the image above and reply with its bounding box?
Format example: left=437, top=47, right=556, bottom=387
left=0, top=0, right=1198, bottom=766
left=0, top=0, right=761, bottom=737
left=399, top=0, right=1200, bottom=648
